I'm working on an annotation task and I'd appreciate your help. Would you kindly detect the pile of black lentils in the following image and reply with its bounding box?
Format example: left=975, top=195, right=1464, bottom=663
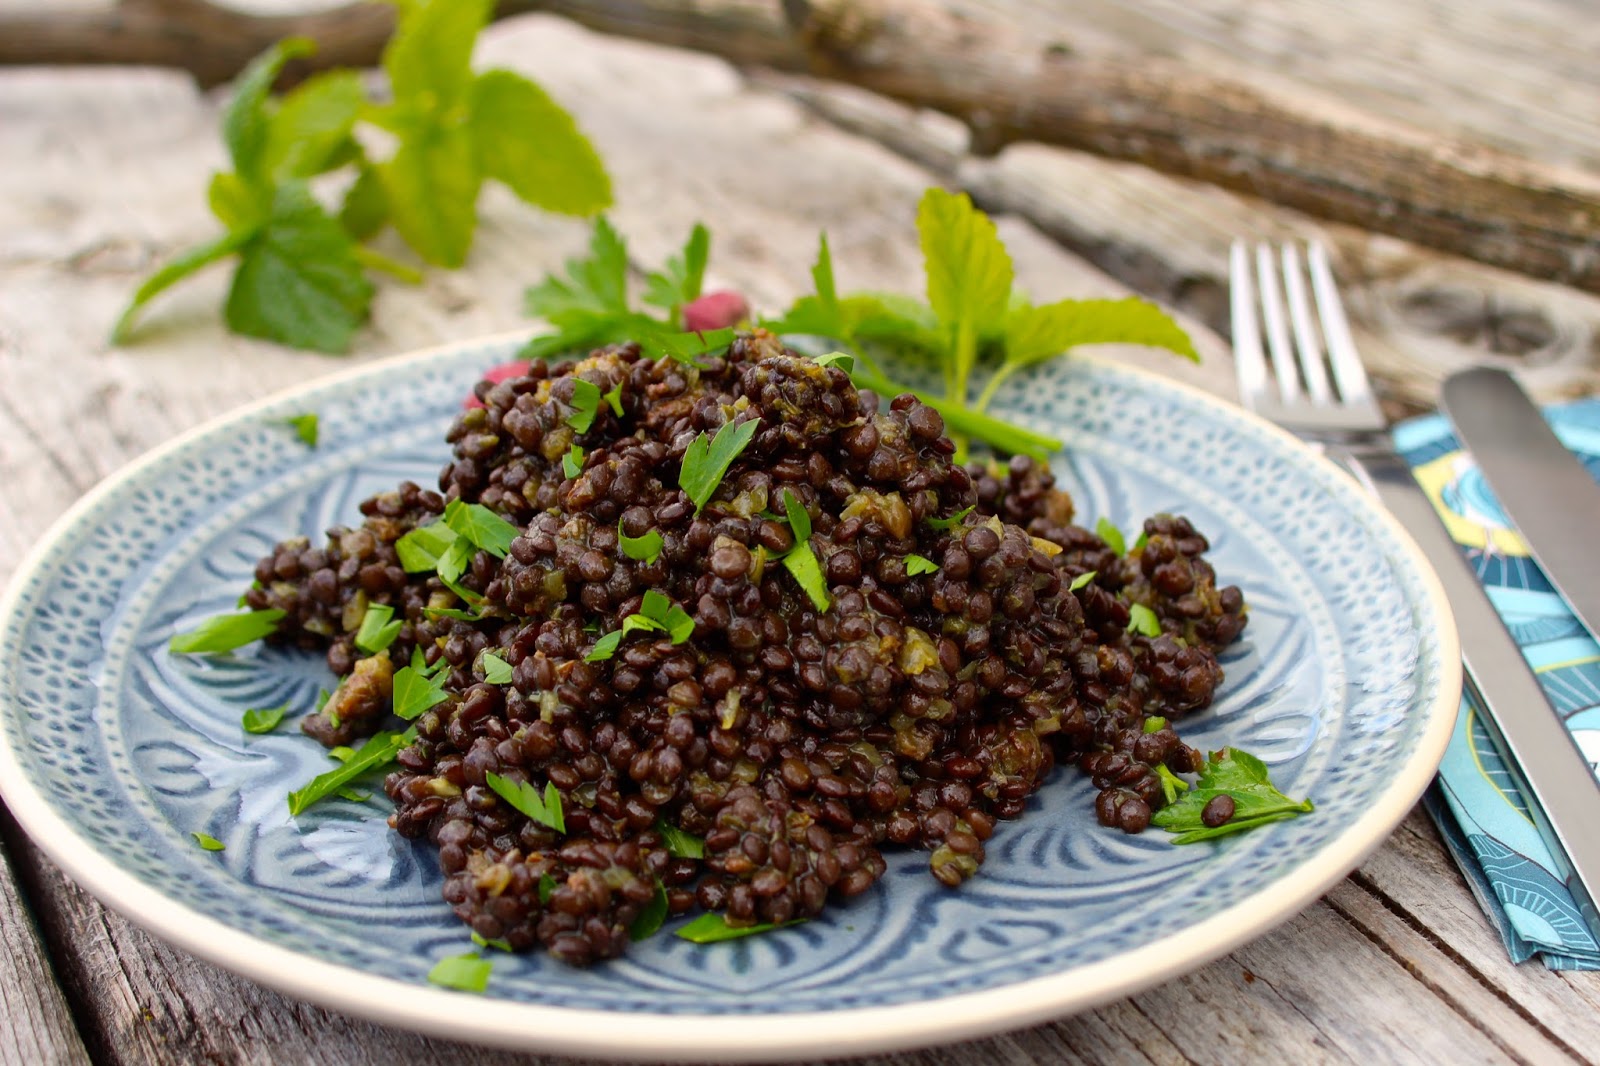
left=243, top=331, right=1247, bottom=965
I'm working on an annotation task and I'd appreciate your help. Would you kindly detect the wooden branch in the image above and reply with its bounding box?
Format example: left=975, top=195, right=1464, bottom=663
left=2, top=0, right=1598, bottom=295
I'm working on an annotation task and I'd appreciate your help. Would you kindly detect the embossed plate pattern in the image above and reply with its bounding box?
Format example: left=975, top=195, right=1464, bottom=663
left=0, top=334, right=1459, bottom=1060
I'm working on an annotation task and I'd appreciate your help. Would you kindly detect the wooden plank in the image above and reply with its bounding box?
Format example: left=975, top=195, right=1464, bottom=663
left=0, top=818, right=92, bottom=1066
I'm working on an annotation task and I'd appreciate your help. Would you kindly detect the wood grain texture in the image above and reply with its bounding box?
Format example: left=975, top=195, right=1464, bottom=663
left=0, top=10, right=1598, bottom=1066
left=0, top=813, right=91, bottom=1066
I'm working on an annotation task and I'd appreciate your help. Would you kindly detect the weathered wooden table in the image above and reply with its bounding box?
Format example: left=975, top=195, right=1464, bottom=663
left=3, top=5, right=1600, bottom=1063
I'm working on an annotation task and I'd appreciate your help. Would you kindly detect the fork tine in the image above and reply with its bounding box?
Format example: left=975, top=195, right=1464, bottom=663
left=1254, top=244, right=1302, bottom=405
left=1306, top=242, right=1376, bottom=407
left=1229, top=241, right=1271, bottom=411
left=1280, top=245, right=1334, bottom=406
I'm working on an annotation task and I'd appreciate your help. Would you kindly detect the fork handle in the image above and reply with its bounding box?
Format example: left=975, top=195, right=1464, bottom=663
left=1346, top=448, right=1600, bottom=939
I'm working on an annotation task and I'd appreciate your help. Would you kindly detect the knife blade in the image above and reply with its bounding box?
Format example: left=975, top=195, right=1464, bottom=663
left=1442, top=366, right=1600, bottom=645
left=1342, top=446, right=1600, bottom=939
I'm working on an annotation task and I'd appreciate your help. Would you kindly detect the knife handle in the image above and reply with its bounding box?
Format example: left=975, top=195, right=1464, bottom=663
left=1351, top=449, right=1600, bottom=938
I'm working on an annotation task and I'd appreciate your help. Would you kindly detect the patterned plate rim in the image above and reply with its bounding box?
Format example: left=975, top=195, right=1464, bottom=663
left=0, top=331, right=1462, bottom=1062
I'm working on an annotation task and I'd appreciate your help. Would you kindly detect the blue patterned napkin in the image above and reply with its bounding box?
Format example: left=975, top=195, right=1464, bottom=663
left=1394, top=402, right=1600, bottom=969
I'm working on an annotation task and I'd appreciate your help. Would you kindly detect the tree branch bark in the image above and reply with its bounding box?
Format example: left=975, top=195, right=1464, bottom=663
left=2, top=0, right=1597, bottom=294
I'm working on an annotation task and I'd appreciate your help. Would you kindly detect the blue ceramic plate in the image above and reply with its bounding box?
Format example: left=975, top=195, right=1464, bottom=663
left=0, top=334, right=1459, bottom=1061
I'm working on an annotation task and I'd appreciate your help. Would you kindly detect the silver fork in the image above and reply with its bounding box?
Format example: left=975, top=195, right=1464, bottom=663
left=1230, top=240, right=1600, bottom=932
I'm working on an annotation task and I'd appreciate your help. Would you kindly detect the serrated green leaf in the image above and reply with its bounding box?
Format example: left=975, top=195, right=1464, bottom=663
left=381, top=124, right=482, bottom=268
left=1151, top=747, right=1314, bottom=843
left=207, top=172, right=268, bottom=232
left=917, top=187, right=1013, bottom=393
left=392, top=665, right=449, bottom=721
left=679, top=417, right=760, bottom=514
left=524, top=216, right=629, bottom=323
left=111, top=229, right=251, bottom=344
left=904, top=553, right=939, bottom=576
left=585, top=629, right=623, bottom=662
left=642, top=222, right=710, bottom=318
left=468, top=69, right=612, bottom=217
left=287, top=728, right=413, bottom=815
left=224, top=183, right=373, bottom=353
left=224, top=37, right=315, bottom=181
left=395, top=521, right=458, bottom=573
left=480, top=651, right=514, bottom=685
left=261, top=69, right=365, bottom=180
left=485, top=772, right=565, bottom=832
left=384, top=0, right=491, bottom=109
left=566, top=378, right=602, bottom=432
left=562, top=444, right=585, bottom=479
left=1002, top=297, right=1198, bottom=370
left=442, top=499, right=518, bottom=558
left=655, top=819, right=705, bottom=859
left=354, top=602, right=402, bottom=653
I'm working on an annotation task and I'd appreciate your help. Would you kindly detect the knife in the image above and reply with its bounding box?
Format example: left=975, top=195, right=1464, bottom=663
left=1442, top=367, right=1600, bottom=645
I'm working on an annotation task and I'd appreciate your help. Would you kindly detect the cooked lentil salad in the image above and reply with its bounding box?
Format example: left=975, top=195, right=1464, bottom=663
left=231, top=330, right=1251, bottom=966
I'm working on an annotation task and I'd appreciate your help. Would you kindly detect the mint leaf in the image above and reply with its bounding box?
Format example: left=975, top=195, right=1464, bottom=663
left=170, top=608, right=284, bottom=654
left=339, top=161, right=388, bottom=240
left=242, top=706, right=287, bottom=734
left=392, top=665, right=449, bottom=720
left=111, top=230, right=253, bottom=344
left=287, top=728, right=412, bottom=815
left=354, top=603, right=402, bottom=654
left=284, top=413, right=318, bottom=446
left=655, top=819, right=705, bottom=859
left=468, top=69, right=612, bottom=217
left=567, top=378, right=602, bottom=432
left=380, top=125, right=482, bottom=268
left=675, top=913, right=802, bottom=944
left=643, top=222, right=710, bottom=321
left=260, top=69, right=364, bottom=181
left=1151, top=748, right=1314, bottom=844
left=223, top=37, right=314, bottom=181
left=904, top=554, right=939, bottom=576
left=192, top=832, right=226, bottom=852
left=1127, top=603, right=1161, bottom=637
left=442, top=500, right=518, bottom=558
left=224, top=183, right=372, bottom=353
left=918, top=187, right=1013, bottom=397
left=1094, top=517, right=1126, bottom=557
left=427, top=952, right=492, bottom=994
left=480, top=651, right=514, bottom=685
left=395, top=521, right=458, bottom=573
left=617, top=520, right=663, bottom=564
left=384, top=0, right=490, bottom=109
left=630, top=880, right=670, bottom=941
left=1002, top=297, right=1198, bottom=370
left=1068, top=570, right=1097, bottom=592
left=679, top=417, right=760, bottom=514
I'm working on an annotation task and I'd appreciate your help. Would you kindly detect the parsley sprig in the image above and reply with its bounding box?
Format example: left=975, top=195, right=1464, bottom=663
left=777, top=489, right=830, bottom=611
left=585, top=589, right=695, bottom=662
left=287, top=727, right=415, bottom=816
left=1151, top=748, right=1314, bottom=844
left=679, top=418, right=760, bottom=514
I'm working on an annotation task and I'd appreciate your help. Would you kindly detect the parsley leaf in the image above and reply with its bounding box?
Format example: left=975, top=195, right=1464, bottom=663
left=676, top=913, right=803, bottom=944
left=480, top=651, right=514, bottom=685
left=395, top=522, right=458, bottom=573
left=170, top=608, right=284, bottom=654
left=192, top=832, right=226, bottom=852
left=630, top=880, right=671, bottom=940
left=585, top=630, right=623, bottom=662
left=538, top=873, right=557, bottom=904
left=617, top=520, right=664, bottom=564
left=783, top=545, right=830, bottom=612
left=471, top=931, right=514, bottom=953
left=563, top=444, right=585, bottom=479
left=1068, top=570, right=1097, bottom=592
left=566, top=378, right=602, bottom=432
left=393, top=664, right=449, bottom=721
left=442, top=499, right=518, bottom=558
left=811, top=351, right=855, bottom=373
left=284, top=413, right=319, bottom=446
left=525, top=215, right=629, bottom=325
left=354, top=603, right=402, bottom=654
left=1127, top=603, right=1162, bottom=637
left=1095, top=517, right=1127, bottom=556
left=642, top=222, right=710, bottom=325
left=926, top=505, right=975, bottom=532
left=287, top=728, right=413, bottom=816
left=904, top=553, right=939, bottom=576
left=241, top=706, right=287, bottom=734
left=1151, top=748, right=1314, bottom=845
left=1143, top=716, right=1168, bottom=733
left=427, top=952, right=492, bottom=994
left=781, top=488, right=812, bottom=542
left=679, top=418, right=760, bottom=514
left=602, top=382, right=625, bottom=416
left=637, top=589, right=695, bottom=644
left=655, top=819, right=705, bottom=859
left=485, top=772, right=566, bottom=832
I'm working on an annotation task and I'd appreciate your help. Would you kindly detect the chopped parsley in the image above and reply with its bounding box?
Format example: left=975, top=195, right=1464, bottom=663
left=1068, top=570, right=1097, bottom=592
left=585, top=630, right=623, bottom=662
left=1143, top=716, right=1168, bottom=734
left=1126, top=603, right=1162, bottom=637
left=904, top=553, right=939, bottom=576
left=629, top=880, right=670, bottom=941
left=471, top=931, right=513, bottom=953
left=566, top=378, right=602, bottom=432
left=602, top=381, right=624, bottom=416
left=427, top=952, right=492, bottom=994
left=617, top=519, right=664, bottom=564
left=424, top=605, right=484, bottom=622
left=442, top=499, right=517, bottom=558
left=284, top=412, right=319, bottom=447
left=585, top=591, right=694, bottom=660
left=925, top=505, right=975, bottom=532
left=241, top=706, right=287, bottom=734
left=675, top=913, right=803, bottom=944
left=1132, top=529, right=1150, bottom=553
left=169, top=608, right=285, bottom=654
left=1151, top=748, right=1314, bottom=845
left=679, top=417, right=759, bottom=514
left=287, top=728, right=414, bottom=816
left=538, top=872, right=557, bottom=904
left=1095, top=517, right=1126, bottom=556
left=480, top=651, right=514, bottom=685
left=778, top=489, right=829, bottom=611
left=655, top=819, right=705, bottom=859
left=394, top=522, right=457, bottom=573
left=563, top=443, right=585, bottom=478
left=1155, top=764, right=1190, bottom=805
left=392, top=663, right=449, bottom=720
left=192, top=832, right=226, bottom=852
left=811, top=351, right=855, bottom=372
left=354, top=602, right=402, bottom=654
left=485, top=772, right=565, bottom=832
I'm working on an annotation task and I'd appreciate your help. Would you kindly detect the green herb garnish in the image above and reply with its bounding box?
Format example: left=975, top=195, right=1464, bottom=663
left=354, top=603, right=402, bottom=654
left=630, top=881, right=670, bottom=941
left=287, top=728, right=413, bottom=816
left=811, top=351, right=855, bottom=373
left=1068, top=570, right=1097, bottom=592
left=1155, top=764, right=1190, bottom=806
left=1132, top=529, right=1149, bottom=553
left=584, top=591, right=693, bottom=661
left=643, top=222, right=709, bottom=327
left=585, top=630, right=623, bottom=663
left=563, top=444, right=585, bottom=479
left=395, top=522, right=458, bottom=573
left=1095, top=517, right=1127, bottom=556
left=538, top=872, right=557, bottom=904
left=471, top=931, right=514, bottom=953
left=776, top=489, right=829, bottom=612
left=617, top=521, right=664, bottom=565
left=566, top=378, right=603, bottom=433
left=1151, top=748, right=1314, bottom=845
left=241, top=706, right=287, bottom=734
left=424, top=605, right=484, bottom=622
left=1143, top=716, right=1168, bottom=734
left=480, top=651, right=514, bottom=685
left=926, top=505, right=975, bottom=532
left=442, top=499, right=518, bottom=558
left=655, top=819, right=706, bottom=859
left=1127, top=603, right=1162, bottom=637
left=169, top=608, right=285, bottom=655
left=602, top=382, right=625, bottom=416
left=675, top=913, right=804, bottom=944
left=485, top=773, right=566, bottom=833
left=392, top=664, right=449, bottom=721
left=284, top=413, right=319, bottom=446
left=904, top=554, right=939, bottom=576
left=335, top=788, right=370, bottom=803
left=679, top=418, right=760, bottom=514
left=427, top=952, right=492, bottom=994
left=192, top=832, right=226, bottom=852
